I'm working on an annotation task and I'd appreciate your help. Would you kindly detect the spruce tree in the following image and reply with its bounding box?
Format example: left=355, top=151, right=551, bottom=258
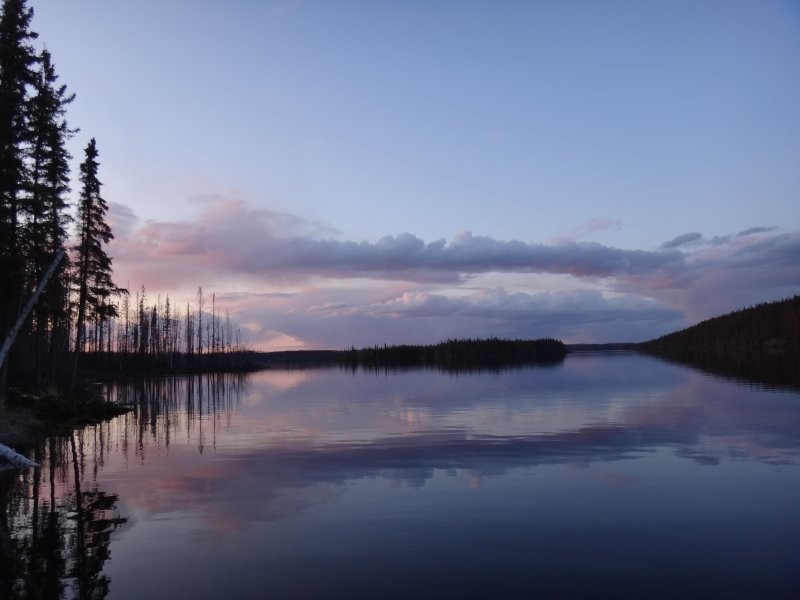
left=73, top=138, right=119, bottom=360
left=0, top=0, right=38, bottom=392
left=25, top=48, right=75, bottom=381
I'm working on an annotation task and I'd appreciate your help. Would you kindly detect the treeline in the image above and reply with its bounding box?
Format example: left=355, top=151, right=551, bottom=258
left=640, top=295, right=800, bottom=354
left=78, top=286, right=253, bottom=376
left=0, top=1, right=250, bottom=402
left=639, top=295, right=800, bottom=390
left=339, top=337, right=566, bottom=371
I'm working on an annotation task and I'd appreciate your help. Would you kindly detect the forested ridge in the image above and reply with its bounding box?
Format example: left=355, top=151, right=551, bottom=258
left=639, top=295, right=800, bottom=389
left=641, top=295, right=800, bottom=353
left=0, top=0, right=248, bottom=406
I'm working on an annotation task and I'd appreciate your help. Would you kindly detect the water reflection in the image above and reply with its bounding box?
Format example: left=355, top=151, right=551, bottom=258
left=106, top=373, right=246, bottom=458
left=1, top=358, right=798, bottom=598
left=0, top=436, right=127, bottom=599
left=0, top=373, right=243, bottom=599
left=640, top=346, right=800, bottom=391
left=103, top=363, right=799, bottom=535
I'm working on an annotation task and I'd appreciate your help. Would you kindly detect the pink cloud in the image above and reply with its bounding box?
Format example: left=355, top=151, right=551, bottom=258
left=109, top=198, right=682, bottom=285
left=105, top=196, right=799, bottom=348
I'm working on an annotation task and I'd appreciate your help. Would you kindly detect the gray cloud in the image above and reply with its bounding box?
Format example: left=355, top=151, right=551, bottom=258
left=737, top=226, right=776, bottom=237
left=111, top=199, right=685, bottom=284
left=108, top=202, right=140, bottom=238
left=109, top=198, right=800, bottom=347
left=322, top=289, right=680, bottom=325
left=660, top=232, right=702, bottom=249
left=617, top=231, right=800, bottom=321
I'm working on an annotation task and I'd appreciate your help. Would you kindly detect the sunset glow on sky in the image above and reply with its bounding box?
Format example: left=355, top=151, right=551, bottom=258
left=31, top=0, right=800, bottom=349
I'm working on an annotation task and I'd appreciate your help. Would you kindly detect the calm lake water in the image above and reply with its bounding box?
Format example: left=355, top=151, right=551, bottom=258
left=2, top=352, right=799, bottom=599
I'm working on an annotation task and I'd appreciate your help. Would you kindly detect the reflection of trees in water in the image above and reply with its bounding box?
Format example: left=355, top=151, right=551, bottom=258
left=0, top=435, right=127, bottom=599
left=107, top=373, right=248, bottom=457
left=340, top=359, right=565, bottom=377
left=641, top=347, right=800, bottom=391
left=0, top=373, right=247, bottom=599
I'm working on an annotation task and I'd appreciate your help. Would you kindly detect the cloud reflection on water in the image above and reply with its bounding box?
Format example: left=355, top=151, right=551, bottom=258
left=92, top=354, right=800, bottom=537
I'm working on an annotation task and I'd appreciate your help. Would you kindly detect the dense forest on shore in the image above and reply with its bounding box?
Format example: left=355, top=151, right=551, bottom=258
left=338, top=337, right=566, bottom=371
left=639, top=295, right=800, bottom=389
left=640, top=295, right=800, bottom=353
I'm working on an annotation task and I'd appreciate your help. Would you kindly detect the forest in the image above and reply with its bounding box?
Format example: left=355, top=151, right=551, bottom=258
left=640, top=295, right=800, bottom=353
left=339, top=337, right=567, bottom=371
left=639, top=295, right=800, bottom=389
left=0, top=0, right=249, bottom=407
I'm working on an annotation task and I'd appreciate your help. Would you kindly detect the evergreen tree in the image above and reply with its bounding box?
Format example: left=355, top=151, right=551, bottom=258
left=72, top=138, right=119, bottom=359
left=0, top=0, right=38, bottom=391
left=25, top=48, right=75, bottom=381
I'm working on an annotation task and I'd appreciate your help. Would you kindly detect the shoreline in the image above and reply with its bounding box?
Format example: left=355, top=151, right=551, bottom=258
left=0, top=390, right=132, bottom=456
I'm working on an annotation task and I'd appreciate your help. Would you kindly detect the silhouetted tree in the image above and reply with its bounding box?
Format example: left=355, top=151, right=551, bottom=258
left=23, top=48, right=75, bottom=385
left=0, top=0, right=38, bottom=396
left=72, top=139, right=121, bottom=384
left=196, top=286, right=204, bottom=355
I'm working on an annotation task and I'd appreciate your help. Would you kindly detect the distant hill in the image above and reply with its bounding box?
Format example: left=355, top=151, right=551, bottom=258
left=638, top=296, right=800, bottom=390
left=641, top=295, right=800, bottom=353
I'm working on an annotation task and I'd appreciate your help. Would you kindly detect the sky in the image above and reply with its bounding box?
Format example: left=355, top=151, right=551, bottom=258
left=28, top=0, right=800, bottom=349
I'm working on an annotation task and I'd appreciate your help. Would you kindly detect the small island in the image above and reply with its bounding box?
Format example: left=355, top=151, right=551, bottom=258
left=338, top=337, right=567, bottom=370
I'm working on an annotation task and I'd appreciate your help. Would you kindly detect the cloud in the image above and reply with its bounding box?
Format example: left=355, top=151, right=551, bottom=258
left=619, top=230, right=800, bottom=320
left=110, top=197, right=684, bottom=285
left=228, top=287, right=685, bottom=348
left=737, top=226, right=776, bottom=237
left=108, top=202, right=139, bottom=238
left=660, top=232, right=702, bottom=249
left=320, top=288, right=679, bottom=327
left=551, top=217, right=624, bottom=244
left=107, top=196, right=800, bottom=348
left=660, top=227, right=779, bottom=250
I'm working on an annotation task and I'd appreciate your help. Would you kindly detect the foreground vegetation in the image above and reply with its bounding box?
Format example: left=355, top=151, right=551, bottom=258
left=0, top=0, right=255, bottom=408
left=0, top=0, right=117, bottom=402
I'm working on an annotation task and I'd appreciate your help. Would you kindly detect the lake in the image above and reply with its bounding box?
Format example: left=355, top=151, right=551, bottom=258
left=2, top=352, right=799, bottom=599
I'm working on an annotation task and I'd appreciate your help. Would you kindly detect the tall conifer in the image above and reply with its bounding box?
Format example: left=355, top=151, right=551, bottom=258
left=25, top=48, right=74, bottom=379
left=73, top=138, right=119, bottom=358
left=0, top=0, right=38, bottom=391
